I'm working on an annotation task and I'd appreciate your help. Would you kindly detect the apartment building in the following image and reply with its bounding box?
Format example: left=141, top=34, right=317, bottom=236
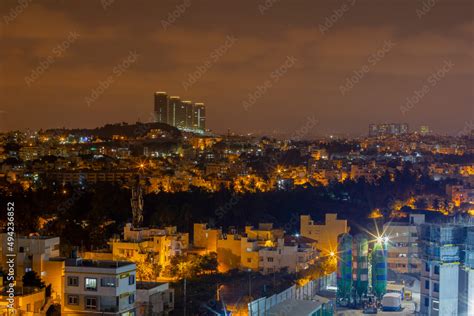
left=85, top=224, right=189, bottom=270
left=193, top=223, right=221, bottom=253
left=258, top=236, right=318, bottom=275
left=383, top=214, right=424, bottom=274
left=216, top=233, right=259, bottom=272
left=195, top=223, right=319, bottom=275
left=419, top=220, right=474, bottom=316
left=0, top=234, right=60, bottom=285
left=136, top=282, right=174, bottom=315
left=62, top=257, right=137, bottom=315
left=0, top=288, right=46, bottom=316
left=244, top=223, right=285, bottom=242
left=300, top=214, right=348, bottom=256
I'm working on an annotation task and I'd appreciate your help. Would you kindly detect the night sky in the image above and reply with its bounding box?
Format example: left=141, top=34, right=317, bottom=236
left=1, top=0, right=472, bottom=136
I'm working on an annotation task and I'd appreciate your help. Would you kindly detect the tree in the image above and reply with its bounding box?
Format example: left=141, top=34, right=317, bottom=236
left=415, top=198, right=428, bottom=210
left=22, top=271, right=45, bottom=288
left=117, top=254, right=161, bottom=281
left=163, top=253, right=218, bottom=279
left=198, top=252, right=218, bottom=274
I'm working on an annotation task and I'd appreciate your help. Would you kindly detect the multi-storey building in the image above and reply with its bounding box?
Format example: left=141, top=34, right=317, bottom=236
left=368, top=123, right=409, bottom=137
left=62, top=257, right=137, bottom=315
left=154, top=92, right=206, bottom=132
left=300, top=214, right=348, bottom=256
left=194, top=102, right=206, bottom=131
left=0, top=234, right=60, bottom=284
left=49, top=171, right=134, bottom=185
left=258, top=236, right=318, bottom=275
left=193, top=223, right=221, bottom=253
left=168, top=96, right=181, bottom=127
left=154, top=92, right=169, bottom=124
left=0, top=287, right=47, bottom=316
left=136, top=282, right=174, bottom=315
left=419, top=220, right=474, bottom=316
left=0, top=234, right=174, bottom=315
left=195, top=223, right=319, bottom=275
left=182, top=100, right=193, bottom=129
left=383, top=214, right=424, bottom=274
left=175, top=100, right=187, bottom=129
left=85, top=224, right=189, bottom=270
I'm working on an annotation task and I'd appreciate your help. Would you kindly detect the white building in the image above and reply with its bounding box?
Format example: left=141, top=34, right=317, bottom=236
left=419, top=222, right=474, bottom=316
left=62, top=257, right=137, bottom=315
left=258, top=236, right=318, bottom=275
left=136, top=282, right=174, bottom=316
left=383, top=214, right=424, bottom=274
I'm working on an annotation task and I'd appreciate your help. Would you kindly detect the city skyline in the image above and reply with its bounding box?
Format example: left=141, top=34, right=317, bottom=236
left=1, top=1, right=473, bottom=315
left=1, top=0, right=473, bottom=136
left=154, top=91, right=206, bottom=132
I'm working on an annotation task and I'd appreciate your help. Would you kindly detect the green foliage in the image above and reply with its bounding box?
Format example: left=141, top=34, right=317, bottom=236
left=163, top=252, right=218, bottom=279
left=22, top=271, right=45, bottom=288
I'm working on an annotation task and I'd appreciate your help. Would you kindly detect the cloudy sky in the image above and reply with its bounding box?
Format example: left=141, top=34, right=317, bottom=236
left=0, top=0, right=472, bottom=136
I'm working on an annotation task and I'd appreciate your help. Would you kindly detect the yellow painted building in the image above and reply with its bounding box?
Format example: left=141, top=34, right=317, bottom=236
left=244, top=223, right=284, bottom=242
left=85, top=224, right=189, bottom=273
left=193, top=223, right=221, bottom=253
left=216, top=234, right=259, bottom=272
left=300, top=214, right=347, bottom=255
left=0, top=288, right=46, bottom=316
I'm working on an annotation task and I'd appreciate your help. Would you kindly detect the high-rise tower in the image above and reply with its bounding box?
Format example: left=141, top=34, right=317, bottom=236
left=168, top=96, right=181, bottom=127
left=154, top=92, right=168, bottom=124
left=195, top=102, right=206, bottom=131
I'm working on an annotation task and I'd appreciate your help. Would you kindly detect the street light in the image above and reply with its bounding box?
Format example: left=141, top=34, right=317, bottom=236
left=216, top=284, right=224, bottom=301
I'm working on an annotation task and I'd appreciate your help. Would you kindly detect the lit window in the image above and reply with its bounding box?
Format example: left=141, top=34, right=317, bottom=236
left=85, top=278, right=97, bottom=291
left=101, top=277, right=117, bottom=287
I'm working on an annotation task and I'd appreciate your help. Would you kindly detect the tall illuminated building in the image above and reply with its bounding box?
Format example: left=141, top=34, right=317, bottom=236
left=154, top=92, right=169, bottom=124
left=369, top=123, right=408, bottom=137
left=153, top=91, right=206, bottom=133
left=195, top=103, right=206, bottom=131
left=183, top=101, right=193, bottom=129
left=175, top=100, right=187, bottom=129
left=420, top=125, right=431, bottom=136
left=168, top=96, right=181, bottom=127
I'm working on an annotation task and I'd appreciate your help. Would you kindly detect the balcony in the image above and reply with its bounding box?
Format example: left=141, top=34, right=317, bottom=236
left=100, top=305, right=119, bottom=313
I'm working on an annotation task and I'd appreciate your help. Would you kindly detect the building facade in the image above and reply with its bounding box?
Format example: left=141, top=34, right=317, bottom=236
left=300, top=214, right=348, bottom=256
left=62, top=258, right=137, bottom=315
left=153, top=92, right=206, bottom=132
left=383, top=214, right=424, bottom=274
left=419, top=220, right=474, bottom=316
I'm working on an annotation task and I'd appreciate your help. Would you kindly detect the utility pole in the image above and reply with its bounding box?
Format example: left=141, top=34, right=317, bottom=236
left=248, top=270, right=252, bottom=300
left=183, top=278, right=187, bottom=316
